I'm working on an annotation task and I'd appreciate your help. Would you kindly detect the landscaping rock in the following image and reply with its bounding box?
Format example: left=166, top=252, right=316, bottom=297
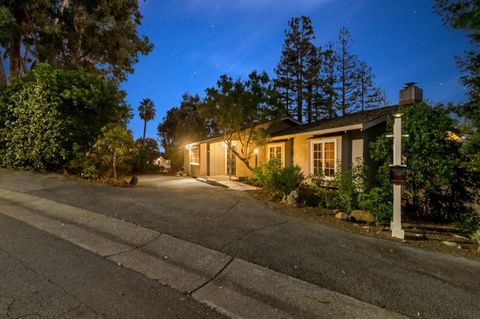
left=349, top=210, right=375, bottom=223
left=285, top=190, right=299, bottom=207
left=129, top=176, right=138, bottom=186
left=335, top=212, right=349, bottom=220
left=442, top=241, right=459, bottom=248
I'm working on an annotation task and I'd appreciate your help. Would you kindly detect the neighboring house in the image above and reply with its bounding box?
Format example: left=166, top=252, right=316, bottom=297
left=153, top=156, right=171, bottom=169
left=184, top=83, right=422, bottom=182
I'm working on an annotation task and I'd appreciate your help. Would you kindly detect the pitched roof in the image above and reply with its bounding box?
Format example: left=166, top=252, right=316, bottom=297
left=272, top=106, right=398, bottom=137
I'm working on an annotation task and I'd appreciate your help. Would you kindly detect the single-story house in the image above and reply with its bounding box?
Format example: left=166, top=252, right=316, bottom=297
left=184, top=83, right=423, bottom=182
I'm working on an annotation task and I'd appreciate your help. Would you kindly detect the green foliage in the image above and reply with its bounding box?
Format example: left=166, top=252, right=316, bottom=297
left=138, top=98, right=156, bottom=141
left=358, top=188, right=392, bottom=224
left=133, top=138, right=161, bottom=172
left=0, top=64, right=129, bottom=170
left=202, top=71, right=279, bottom=171
left=435, top=1, right=480, bottom=172
left=371, top=103, right=472, bottom=221
left=471, top=229, right=480, bottom=251
left=1, top=0, right=152, bottom=82
left=158, top=93, right=215, bottom=171
left=251, top=158, right=303, bottom=198
left=455, top=211, right=480, bottom=234
left=86, top=124, right=137, bottom=181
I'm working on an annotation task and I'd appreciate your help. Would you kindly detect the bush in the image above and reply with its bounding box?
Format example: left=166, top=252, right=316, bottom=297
left=371, top=102, right=474, bottom=222
left=0, top=64, right=130, bottom=171
left=358, top=187, right=392, bottom=224
left=250, top=158, right=303, bottom=198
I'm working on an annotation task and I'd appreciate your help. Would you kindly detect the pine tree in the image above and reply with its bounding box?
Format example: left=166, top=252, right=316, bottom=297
left=355, top=61, right=384, bottom=111
left=337, top=27, right=359, bottom=116
left=319, top=42, right=338, bottom=119
left=275, top=16, right=316, bottom=123
left=304, top=44, right=322, bottom=122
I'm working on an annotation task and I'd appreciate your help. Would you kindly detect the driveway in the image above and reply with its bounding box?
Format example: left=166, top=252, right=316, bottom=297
left=0, top=170, right=479, bottom=318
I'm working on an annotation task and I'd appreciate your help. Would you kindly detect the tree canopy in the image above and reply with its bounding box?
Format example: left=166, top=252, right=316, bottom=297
left=0, top=0, right=152, bottom=83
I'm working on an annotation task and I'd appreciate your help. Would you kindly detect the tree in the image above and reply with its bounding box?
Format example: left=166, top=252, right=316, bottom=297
left=337, top=27, right=360, bottom=115
left=355, top=61, right=384, bottom=111
left=275, top=16, right=316, bottom=123
left=90, top=124, right=136, bottom=181
left=435, top=0, right=480, bottom=172
left=319, top=42, right=339, bottom=119
left=158, top=93, right=215, bottom=170
left=0, top=64, right=130, bottom=170
left=304, top=44, right=323, bottom=122
left=138, top=98, right=155, bottom=142
left=202, top=71, right=276, bottom=171
left=371, top=103, right=472, bottom=221
left=0, top=0, right=152, bottom=83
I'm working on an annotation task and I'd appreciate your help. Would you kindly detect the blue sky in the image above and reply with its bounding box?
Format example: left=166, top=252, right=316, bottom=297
left=123, top=0, right=472, bottom=140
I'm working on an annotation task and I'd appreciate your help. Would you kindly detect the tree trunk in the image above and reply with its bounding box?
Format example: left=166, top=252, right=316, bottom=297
left=230, top=147, right=254, bottom=171
left=9, top=34, right=21, bottom=80
left=113, top=155, right=117, bottom=181
left=21, top=45, right=30, bottom=75
left=143, top=120, right=147, bottom=142
left=0, top=55, right=7, bottom=86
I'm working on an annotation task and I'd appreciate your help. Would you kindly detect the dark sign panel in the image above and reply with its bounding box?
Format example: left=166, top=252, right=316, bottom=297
left=390, top=165, right=407, bottom=185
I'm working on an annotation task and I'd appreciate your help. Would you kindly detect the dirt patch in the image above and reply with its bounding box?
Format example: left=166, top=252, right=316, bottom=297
left=247, top=189, right=480, bottom=260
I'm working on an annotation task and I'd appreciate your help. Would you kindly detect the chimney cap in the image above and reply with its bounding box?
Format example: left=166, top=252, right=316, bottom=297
left=403, top=82, right=419, bottom=88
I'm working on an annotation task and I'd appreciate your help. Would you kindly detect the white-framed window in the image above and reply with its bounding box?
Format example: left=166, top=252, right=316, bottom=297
left=267, top=143, right=284, bottom=165
left=310, top=139, right=337, bottom=178
left=190, top=145, right=200, bottom=165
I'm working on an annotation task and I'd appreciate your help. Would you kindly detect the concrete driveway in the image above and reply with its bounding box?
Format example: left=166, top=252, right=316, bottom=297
left=0, top=170, right=479, bottom=318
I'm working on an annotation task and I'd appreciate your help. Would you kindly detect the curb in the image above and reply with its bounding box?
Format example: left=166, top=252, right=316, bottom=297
left=0, top=188, right=407, bottom=319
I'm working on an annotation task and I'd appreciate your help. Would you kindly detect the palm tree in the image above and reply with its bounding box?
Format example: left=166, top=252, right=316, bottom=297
left=138, top=98, right=156, bottom=142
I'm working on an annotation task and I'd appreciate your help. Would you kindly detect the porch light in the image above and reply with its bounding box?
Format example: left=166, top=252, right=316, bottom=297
left=253, top=148, right=259, bottom=154
left=186, top=144, right=192, bottom=150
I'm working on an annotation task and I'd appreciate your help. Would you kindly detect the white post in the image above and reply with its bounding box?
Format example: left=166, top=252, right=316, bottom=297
left=391, top=114, right=405, bottom=239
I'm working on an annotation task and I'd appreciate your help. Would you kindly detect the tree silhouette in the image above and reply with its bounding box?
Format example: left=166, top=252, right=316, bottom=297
left=138, top=98, right=156, bottom=142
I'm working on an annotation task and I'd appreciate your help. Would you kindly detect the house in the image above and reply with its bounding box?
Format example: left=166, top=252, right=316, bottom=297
left=184, top=83, right=422, bottom=182
left=153, top=156, right=171, bottom=169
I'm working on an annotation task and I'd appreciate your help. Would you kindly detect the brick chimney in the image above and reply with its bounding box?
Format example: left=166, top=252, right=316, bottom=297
left=399, top=82, right=423, bottom=105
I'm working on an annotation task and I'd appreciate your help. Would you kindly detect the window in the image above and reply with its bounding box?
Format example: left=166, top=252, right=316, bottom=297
left=190, top=145, right=200, bottom=165
left=267, top=143, right=283, bottom=165
left=311, top=140, right=336, bottom=178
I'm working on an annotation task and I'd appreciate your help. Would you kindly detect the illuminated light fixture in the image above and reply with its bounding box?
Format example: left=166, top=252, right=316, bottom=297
left=186, top=144, right=192, bottom=150
left=253, top=148, right=259, bottom=154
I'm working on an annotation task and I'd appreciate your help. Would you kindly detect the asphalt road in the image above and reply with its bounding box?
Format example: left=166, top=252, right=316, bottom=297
left=0, top=213, right=225, bottom=319
left=0, top=170, right=479, bottom=318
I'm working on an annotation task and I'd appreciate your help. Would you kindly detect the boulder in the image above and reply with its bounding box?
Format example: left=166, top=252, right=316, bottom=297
left=349, top=210, right=375, bottom=223
left=129, top=176, right=138, bottom=186
left=285, top=190, right=299, bottom=206
left=335, top=212, right=349, bottom=220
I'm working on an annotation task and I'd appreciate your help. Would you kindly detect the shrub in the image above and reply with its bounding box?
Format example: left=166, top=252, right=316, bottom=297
left=251, top=158, right=303, bottom=198
left=331, top=162, right=366, bottom=213
left=371, top=102, right=474, bottom=222
left=471, top=229, right=480, bottom=252
left=358, top=187, right=392, bottom=224
left=0, top=64, right=130, bottom=171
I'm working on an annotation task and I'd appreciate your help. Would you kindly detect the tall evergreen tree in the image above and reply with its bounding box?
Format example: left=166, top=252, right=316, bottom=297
left=304, top=44, right=322, bottom=122
left=435, top=0, right=480, bottom=172
left=274, top=16, right=316, bottom=123
left=319, top=42, right=339, bottom=119
left=337, top=27, right=359, bottom=116
left=355, top=61, right=384, bottom=111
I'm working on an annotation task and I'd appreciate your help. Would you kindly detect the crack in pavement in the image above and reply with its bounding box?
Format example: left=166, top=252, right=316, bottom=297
left=103, top=233, right=163, bottom=259
left=188, top=256, right=235, bottom=296
left=216, top=201, right=239, bottom=219
left=219, top=219, right=290, bottom=251
left=0, top=247, right=101, bottom=319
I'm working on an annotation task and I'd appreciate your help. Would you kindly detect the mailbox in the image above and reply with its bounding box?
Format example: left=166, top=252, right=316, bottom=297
left=390, top=165, right=407, bottom=185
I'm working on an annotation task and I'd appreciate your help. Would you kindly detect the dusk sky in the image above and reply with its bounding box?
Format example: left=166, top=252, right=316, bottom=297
left=123, top=0, right=472, bottom=140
